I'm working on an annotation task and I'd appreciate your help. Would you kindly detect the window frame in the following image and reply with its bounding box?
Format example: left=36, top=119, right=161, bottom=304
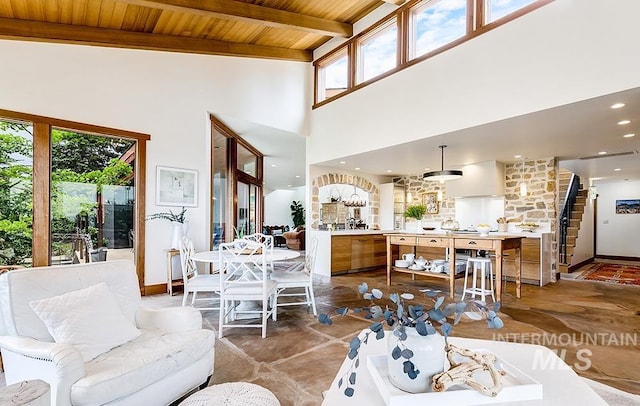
left=356, top=17, right=400, bottom=85
left=0, top=108, right=149, bottom=291
left=313, top=0, right=553, bottom=108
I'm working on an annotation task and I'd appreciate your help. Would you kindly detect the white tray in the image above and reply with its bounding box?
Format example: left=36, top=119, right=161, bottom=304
left=366, top=351, right=543, bottom=406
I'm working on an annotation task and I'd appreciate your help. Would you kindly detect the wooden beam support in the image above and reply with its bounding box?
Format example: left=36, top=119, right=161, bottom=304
left=122, top=0, right=353, bottom=37
left=0, top=17, right=312, bottom=62
left=380, top=0, right=407, bottom=5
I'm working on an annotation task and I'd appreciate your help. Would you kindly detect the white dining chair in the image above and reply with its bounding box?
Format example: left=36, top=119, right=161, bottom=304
left=270, top=237, right=318, bottom=317
left=218, top=239, right=278, bottom=338
left=242, top=233, right=275, bottom=270
left=179, top=236, right=220, bottom=311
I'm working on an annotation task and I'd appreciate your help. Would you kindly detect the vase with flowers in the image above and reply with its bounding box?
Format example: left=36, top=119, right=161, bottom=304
left=404, top=204, right=427, bottom=233
left=319, top=283, right=504, bottom=397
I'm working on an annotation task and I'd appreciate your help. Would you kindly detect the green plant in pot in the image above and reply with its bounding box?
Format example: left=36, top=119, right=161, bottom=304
left=290, top=200, right=305, bottom=228
left=404, top=204, right=427, bottom=232
left=319, top=283, right=503, bottom=397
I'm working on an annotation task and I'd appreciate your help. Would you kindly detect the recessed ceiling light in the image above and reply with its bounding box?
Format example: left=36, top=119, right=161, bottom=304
left=295, top=175, right=300, bottom=178
left=424, top=167, right=430, bottom=171
left=623, top=133, right=635, bottom=138
left=598, top=151, right=607, bottom=155
left=339, top=161, right=346, bottom=164
left=614, top=168, right=621, bottom=172
left=611, top=103, right=625, bottom=109
left=618, top=120, right=631, bottom=125
left=513, top=154, right=522, bottom=159
left=271, top=164, right=277, bottom=167
left=355, top=167, right=361, bottom=171
left=386, top=170, right=392, bottom=173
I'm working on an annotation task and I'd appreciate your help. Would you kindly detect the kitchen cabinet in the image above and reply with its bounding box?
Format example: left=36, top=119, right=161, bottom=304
left=503, top=234, right=552, bottom=286
left=330, top=233, right=387, bottom=275
left=379, top=182, right=405, bottom=230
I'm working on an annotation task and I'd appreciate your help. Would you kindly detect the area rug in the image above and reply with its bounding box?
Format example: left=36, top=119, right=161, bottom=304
left=577, top=263, right=640, bottom=286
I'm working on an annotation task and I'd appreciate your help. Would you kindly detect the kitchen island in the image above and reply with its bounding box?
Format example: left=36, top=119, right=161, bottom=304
left=312, top=229, right=396, bottom=278
left=386, top=232, right=523, bottom=300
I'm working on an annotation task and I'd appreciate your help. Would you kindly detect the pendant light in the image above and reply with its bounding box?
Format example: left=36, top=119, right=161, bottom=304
left=519, top=157, right=528, bottom=197
left=344, top=185, right=366, bottom=207
left=423, top=145, right=463, bottom=181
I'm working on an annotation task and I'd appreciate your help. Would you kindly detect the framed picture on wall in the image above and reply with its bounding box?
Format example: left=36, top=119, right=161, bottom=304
left=615, top=199, right=640, bottom=214
left=424, top=192, right=439, bottom=214
left=156, top=166, right=198, bottom=207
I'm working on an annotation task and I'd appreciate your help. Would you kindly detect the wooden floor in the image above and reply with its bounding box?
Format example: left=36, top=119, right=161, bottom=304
left=158, top=260, right=640, bottom=405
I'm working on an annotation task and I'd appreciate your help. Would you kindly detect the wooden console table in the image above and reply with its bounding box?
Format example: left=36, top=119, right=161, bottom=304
left=385, top=233, right=522, bottom=300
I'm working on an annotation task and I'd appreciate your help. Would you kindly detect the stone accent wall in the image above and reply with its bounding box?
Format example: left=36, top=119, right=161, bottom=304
left=310, top=173, right=379, bottom=230
left=504, top=158, right=557, bottom=226
left=396, top=175, right=455, bottom=222
left=505, top=157, right=559, bottom=272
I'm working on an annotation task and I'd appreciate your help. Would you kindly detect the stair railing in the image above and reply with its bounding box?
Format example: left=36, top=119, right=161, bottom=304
left=559, top=174, right=580, bottom=264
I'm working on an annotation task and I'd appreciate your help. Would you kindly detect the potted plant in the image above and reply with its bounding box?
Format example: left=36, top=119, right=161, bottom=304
left=404, top=204, right=427, bottom=232
left=146, top=207, right=188, bottom=249
left=319, top=283, right=503, bottom=397
left=290, top=200, right=305, bottom=228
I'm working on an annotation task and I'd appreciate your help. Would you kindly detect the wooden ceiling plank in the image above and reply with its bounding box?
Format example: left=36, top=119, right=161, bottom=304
left=85, top=0, right=101, bottom=27
left=0, top=17, right=312, bottom=61
left=98, top=1, right=116, bottom=28
left=0, top=0, right=15, bottom=18
left=117, top=0, right=352, bottom=37
left=59, top=0, right=74, bottom=24
left=111, top=2, right=128, bottom=28
left=10, top=0, right=30, bottom=20
left=71, top=0, right=88, bottom=25
left=25, top=0, right=45, bottom=21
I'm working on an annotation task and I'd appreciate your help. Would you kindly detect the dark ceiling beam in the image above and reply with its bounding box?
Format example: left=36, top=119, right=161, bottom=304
left=121, top=0, right=353, bottom=37
left=0, top=17, right=312, bottom=62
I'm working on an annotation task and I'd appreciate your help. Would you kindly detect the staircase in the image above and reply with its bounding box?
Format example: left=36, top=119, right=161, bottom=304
left=558, top=170, right=586, bottom=273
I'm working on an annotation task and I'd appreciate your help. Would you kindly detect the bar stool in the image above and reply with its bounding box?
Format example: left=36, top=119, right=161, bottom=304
left=462, top=256, right=495, bottom=302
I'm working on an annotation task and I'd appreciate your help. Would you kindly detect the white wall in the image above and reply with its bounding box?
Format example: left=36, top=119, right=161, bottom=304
left=264, top=187, right=306, bottom=228
left=0, top=39, right=310, bottom=286
left=308, top=0, right=640, bottom=165
left=594, top=180, right=640, bottom=258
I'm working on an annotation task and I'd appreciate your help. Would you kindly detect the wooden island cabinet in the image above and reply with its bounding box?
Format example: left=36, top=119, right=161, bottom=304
left=330, top=233, right=388, bottom=274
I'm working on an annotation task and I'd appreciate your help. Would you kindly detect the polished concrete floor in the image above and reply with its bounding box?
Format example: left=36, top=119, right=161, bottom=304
left=149, top=260, right=640, bottom=406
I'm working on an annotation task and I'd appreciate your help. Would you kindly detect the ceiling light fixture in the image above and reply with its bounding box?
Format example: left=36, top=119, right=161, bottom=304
left=598, top=151, right=607, bottom=155
left=423, top=145, right=463, bottom=181
left=618, top=120, right=631, bottom=125
left=623, top=133, right=635, bottom=138
left=614, top=168, right=621, bottom=172
left=520, top=157, right=528, bottom=197
left=611, top=103, right=625, bottom=109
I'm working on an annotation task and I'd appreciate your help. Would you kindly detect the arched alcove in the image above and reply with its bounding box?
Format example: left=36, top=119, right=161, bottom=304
left=310, top=173, right=379, bottom=229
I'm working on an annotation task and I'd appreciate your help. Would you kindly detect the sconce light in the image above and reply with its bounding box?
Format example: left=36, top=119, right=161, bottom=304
left=519, top=158, right=528, bottom=197
left=437, top=190, right=443, bottom=201
left=407, top=192, right=413, bottom=203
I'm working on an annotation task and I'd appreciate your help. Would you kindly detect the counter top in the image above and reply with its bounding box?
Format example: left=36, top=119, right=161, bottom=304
left=386, top=230, right=547, bottom=238
left=324, top=229, right=397, bottom=236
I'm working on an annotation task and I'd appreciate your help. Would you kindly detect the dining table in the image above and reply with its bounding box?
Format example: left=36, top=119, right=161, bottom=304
left=190, top=247, right=301, bottom=265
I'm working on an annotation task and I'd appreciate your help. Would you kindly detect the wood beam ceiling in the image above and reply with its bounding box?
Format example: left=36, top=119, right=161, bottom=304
left=0, top=17, right=312, bottom=61
left=121, top=0, right=353, bottom=37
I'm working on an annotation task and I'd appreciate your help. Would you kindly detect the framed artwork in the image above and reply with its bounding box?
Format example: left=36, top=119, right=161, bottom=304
left=156, top=166, right=198, bottom=207
left=615, top=199, right=640, bottom=214
left=424, top=192, right=439, bottom=214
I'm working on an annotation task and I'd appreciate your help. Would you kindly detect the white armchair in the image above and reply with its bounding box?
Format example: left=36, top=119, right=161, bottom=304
left=0, top=260, right=215, bottom=406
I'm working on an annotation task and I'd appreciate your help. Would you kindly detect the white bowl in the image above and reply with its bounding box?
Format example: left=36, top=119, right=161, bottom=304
left=476, top=226, right=491, bottom=236
left=395, top=259, right=411, bottom=268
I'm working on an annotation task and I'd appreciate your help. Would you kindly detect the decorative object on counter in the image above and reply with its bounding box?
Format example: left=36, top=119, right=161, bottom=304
left=146, top=207, right=188, bottom=249
left=516, top=222, right=539, bottom=232
left=424, top=192, right=439, bottom=214
left=344, top=185, right=367, bottom=207
left=496, top=217, right=508, bottom=232
left=476, top=224, right=491, bottom=236
left=440, top=217, right=459, bottom=233
left=318, top=283, right=504, bottom=397
left=404, top=205, right=427, bottom=232
left=423, top=145, right=463, bottom=181
left=290, top=200, right=305, bottom=227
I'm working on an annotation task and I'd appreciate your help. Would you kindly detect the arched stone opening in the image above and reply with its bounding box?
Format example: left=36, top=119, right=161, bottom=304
left=310, top=173, right=379, bottom=229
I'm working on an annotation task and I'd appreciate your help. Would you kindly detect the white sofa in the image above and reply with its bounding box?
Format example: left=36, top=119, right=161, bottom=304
left=0, top=260, right=215, bottom=406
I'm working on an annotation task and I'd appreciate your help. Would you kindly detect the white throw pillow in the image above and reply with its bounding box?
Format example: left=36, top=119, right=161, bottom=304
left=29, top=282, right=141, bottom=362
